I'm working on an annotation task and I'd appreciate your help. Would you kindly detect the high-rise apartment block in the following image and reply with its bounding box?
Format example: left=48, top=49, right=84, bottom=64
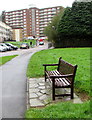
left=5, top=6, right=63, bottom=39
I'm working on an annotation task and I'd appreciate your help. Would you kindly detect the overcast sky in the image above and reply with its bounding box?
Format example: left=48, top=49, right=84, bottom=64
left=0, top=0, right=75, bottom=14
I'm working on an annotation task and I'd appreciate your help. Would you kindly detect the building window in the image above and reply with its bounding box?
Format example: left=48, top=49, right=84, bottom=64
left=48, top=9, right=51, bottom=11
left=48, top=12, right=51, bottom=14
left=24, top=22, right=26, bottom=24
left=23, top=10, right=26, bottom=12
left=36, top=22, right=39, bottom=24
left=48, top=15, right=51, bottom=17
left=44, top=9, right=47, bottom=12
left=36, top=19, right=39, bottom=21
left=24, top=13, right=26, bottom=15
left=44, top=12, right=47, bottom=15
left=52, top=8, right=56, bottom=11
left=36, top=28, right=39, bottom=30
left=24, top=19, right=26, bottom=21
left=57, top=7, right=60, bottom=10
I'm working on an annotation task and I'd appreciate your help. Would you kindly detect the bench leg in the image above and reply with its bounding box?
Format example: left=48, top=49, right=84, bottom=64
left=45, top=73, right=46, bottom=82
left=71, top=87, right=74, bottom=99
left=44, top=66, right=47, bottom=82
left=52, top=78, right=55, bottom=100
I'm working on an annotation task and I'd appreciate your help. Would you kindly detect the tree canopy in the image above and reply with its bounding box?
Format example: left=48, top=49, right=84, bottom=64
left=58, top=1, right=92, bottom=38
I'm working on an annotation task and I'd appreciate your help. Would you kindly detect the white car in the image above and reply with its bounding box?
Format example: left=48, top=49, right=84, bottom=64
left=0, top=43, right=12, bottom=51
left=0, top=45, right=7, bottom=52
left=5, top=43, right=18, bottom=50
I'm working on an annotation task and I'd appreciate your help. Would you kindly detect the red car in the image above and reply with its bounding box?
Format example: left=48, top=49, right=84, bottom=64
left=39, top=39, right=44, bottom=45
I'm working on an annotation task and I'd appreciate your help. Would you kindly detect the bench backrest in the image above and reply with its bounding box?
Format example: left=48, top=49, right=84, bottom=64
left=57, top=57, right=77, bottom=83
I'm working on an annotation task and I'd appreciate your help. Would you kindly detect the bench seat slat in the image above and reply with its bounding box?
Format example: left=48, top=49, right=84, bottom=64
left=52, top=70, right=71, bottom=86
left=46, top=70, right=71, bottom=87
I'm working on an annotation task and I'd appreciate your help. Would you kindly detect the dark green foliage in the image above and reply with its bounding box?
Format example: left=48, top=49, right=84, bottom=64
left=1, top=11, right=6, bottom=23
left=58, top=2, right=92, bottom=36
left=57, top=1, right=92, bottom=48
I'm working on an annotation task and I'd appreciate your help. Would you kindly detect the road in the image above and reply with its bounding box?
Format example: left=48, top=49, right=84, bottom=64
left=0, top=45, right=46, bottom=57
left=0, top=44, right=48, bottom=118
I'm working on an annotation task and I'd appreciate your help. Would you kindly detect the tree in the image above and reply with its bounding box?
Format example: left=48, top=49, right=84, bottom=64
left=57, top=1, right=92, bottom=47
left=1, top=11, right=6, bottom=23
left=44, top=7, right=64, bottom=45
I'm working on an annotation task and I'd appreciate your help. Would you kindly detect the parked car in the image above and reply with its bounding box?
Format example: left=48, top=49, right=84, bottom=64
left=39, top=39, right=44, bottom=45
left=5, top=43, right=18, bottom=50
left=0, top=46, right=7, bottom=52
left=39, top=41, right=44, bottom=45
left=0, top=43, right=13, bottom=51
left=0, top=44, right=7, bottom=51
left=20, top=43, right=29, bottom=49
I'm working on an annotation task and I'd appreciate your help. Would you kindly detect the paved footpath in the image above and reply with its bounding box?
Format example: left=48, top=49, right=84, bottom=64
left=0, top=44, right=48, bottom=119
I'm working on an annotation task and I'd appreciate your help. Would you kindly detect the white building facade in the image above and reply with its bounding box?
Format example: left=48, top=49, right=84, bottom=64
left=0, top=21, right=12, bottom=42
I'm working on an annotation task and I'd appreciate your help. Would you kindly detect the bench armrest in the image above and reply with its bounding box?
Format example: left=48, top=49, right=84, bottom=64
left=43, top=64, right=59, bottom=66
left=50, top=74, right=73, bottom=78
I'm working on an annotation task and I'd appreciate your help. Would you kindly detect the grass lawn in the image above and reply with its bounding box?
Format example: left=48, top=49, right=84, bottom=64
left=0, top=55, right=18, bottom=65
left=26, top=47, right=91, bottom=119
left=27, top=47, right=90, bottom=95
left=25, top=101, right=90, bottom=118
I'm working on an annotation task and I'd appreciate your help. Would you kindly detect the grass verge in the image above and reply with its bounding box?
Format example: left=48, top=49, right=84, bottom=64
left=0, top=55, right=18, bottom=65
left=25, top=101, right=91, bottom=118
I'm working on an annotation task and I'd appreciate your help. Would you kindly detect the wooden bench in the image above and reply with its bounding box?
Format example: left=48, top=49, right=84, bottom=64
left=43, top=57, right=78, bottom=100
